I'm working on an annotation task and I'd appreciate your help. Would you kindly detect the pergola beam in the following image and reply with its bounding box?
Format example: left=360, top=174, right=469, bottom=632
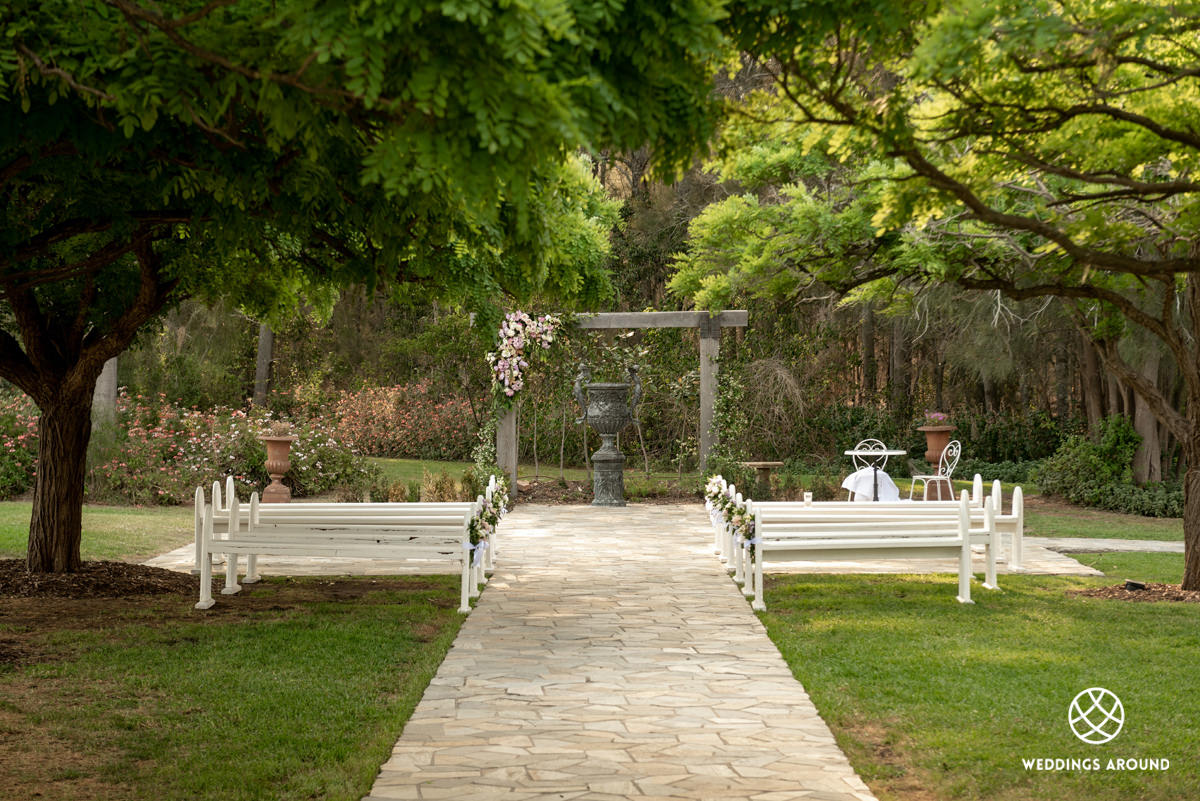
left=575, top=311, right=748, bottom=330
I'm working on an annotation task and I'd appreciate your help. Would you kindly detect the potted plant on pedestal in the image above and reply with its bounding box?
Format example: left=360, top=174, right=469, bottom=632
left=259, top=420, right=297, bottom=503
left=916, top=410, right=956, bottom=465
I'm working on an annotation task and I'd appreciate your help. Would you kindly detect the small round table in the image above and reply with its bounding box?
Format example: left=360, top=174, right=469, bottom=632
left=842, top=449, right=907, bottom=501
left=741, top=461, right=784, bottom=495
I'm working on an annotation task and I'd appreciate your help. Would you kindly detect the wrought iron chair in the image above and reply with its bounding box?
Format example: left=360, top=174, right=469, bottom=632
left=846, top=439, right=893, bottom=500
left=909, top=439, right=962, bottom=500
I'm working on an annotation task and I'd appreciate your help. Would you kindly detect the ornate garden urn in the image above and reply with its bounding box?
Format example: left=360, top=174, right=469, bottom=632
left=574, top=365, right=642, bottom=507
left=916, top=423, right=956, bottom=465
left=260, top=435, right=297, bottom=503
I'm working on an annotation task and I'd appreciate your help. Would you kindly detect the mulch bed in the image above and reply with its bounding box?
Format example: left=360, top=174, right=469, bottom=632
left=0, top=559, right=198, bottom=599
left=1069, top=583, right=1200, bottom=603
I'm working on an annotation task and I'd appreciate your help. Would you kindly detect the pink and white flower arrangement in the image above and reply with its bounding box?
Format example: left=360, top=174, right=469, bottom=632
left=486, top=311, right=561, bottom=404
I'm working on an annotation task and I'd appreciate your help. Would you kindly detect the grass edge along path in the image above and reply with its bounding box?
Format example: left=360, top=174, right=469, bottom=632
left=1, top=575, right=466, bottom=801
left=759, top=553, right=1197, bottom=801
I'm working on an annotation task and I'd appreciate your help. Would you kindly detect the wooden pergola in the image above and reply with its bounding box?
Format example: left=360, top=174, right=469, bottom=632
left=496, top=310, right=749, bottom=491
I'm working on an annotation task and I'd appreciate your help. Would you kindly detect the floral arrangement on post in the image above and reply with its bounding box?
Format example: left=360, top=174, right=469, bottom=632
left=467, top=473, right=510, bottom=561
left=485, top=311, right=562, bottom=407
left=922, top=410, right=951, bottom=426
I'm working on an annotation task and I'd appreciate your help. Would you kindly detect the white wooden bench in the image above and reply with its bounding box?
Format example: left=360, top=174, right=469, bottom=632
left=193, top=476, right=502, bottom=576
left=748, top=491, right=998, bottom=610
left=744, top=478, right=1024, bottom=568
left=193, top=475, right=504, bottom=613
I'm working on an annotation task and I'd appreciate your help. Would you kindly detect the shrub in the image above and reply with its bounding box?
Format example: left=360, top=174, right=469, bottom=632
left=0, top=393, right=38, bottom=499
left=1035, top=415, right=1182, bottom=517
left=387, top=481, right=410, bottom=502
left=333, top=381, right=478, bottom=460
left=85, top=392, right=381, bottom=505
left=420, top=470, right=460, bottom=502
left=952, top=458, right=1041, bottom=484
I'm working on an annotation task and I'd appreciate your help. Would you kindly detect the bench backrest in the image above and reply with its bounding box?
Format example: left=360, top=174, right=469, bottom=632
left=753, top=491, right=973, bottom=545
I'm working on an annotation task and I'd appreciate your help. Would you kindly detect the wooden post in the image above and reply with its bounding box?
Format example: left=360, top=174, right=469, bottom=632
left=699, top=315, right=720, bottom=471
left=496, top=406, right=518, bottom=495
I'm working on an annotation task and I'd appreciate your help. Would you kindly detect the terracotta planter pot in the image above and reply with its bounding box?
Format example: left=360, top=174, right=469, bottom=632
left=260, top=435, right=297, bottom=503
left=916, top=424, right=956, bottom=465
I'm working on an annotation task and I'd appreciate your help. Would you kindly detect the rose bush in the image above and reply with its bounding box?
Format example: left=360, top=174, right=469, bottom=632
left=82, top=392, right=381, bottom=505
left=332, top=381, right=477, bottom=460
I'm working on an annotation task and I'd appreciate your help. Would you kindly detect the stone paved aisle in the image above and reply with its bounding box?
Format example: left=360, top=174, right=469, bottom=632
left=364, top=504, right=878, bottom=801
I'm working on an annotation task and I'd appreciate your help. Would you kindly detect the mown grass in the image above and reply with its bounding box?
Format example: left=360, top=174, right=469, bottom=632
left=1025, top=505, right=1183, bottom=541
left=2, top=576, right=465, bottom=801
left=760, top=553, right=1197, bottom=801
left=0, top=502, right=193, bottom=561
left=368, top=456, right=697, bottom=493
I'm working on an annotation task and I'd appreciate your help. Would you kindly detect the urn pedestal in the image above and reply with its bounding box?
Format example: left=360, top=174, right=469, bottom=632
left=260, top=435, right=297, bottom=503
left=581, top=383, right=633, bottom=507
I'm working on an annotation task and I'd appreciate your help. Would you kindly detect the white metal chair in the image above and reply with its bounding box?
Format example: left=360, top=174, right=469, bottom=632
left=846, top=439, right=894, bottom=501
left=910, top=439, right=962, bottom=500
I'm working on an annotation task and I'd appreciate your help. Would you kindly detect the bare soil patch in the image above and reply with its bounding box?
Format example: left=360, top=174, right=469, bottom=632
left=1069, top=583, right=1200, bottom=603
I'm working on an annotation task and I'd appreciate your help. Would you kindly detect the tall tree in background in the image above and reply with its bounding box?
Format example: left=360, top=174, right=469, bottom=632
left=1, top=0, right=724, bottom=572
left=706, top=0, right=1200, bottom=586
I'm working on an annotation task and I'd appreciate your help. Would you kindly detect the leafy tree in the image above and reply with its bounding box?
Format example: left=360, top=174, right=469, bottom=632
left=0, top=0, right=724, bottom=571
left=698, top=0, right=1200, bottom=586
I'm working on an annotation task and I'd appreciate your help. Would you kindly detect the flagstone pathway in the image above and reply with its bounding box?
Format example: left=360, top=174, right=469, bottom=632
left=363, top=503, right=880, bottom=801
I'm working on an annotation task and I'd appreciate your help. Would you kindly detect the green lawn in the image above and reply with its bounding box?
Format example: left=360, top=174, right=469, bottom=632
left=1025, top=505, right=1183, bottom=541
left=369, top=456, right=696, bottom=492
left=1, top=576, right=465, bottom=801
left=0, top=502, right=193, bottom=562
left=760, top=552, right=1197, bottom=801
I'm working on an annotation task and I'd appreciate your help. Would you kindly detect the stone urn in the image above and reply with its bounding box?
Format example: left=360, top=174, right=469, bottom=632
left=574, top=365, right=641, bottom=507
left=916, top=424, right=956, bottom=465
left=260, top=435, right=297, bottom=503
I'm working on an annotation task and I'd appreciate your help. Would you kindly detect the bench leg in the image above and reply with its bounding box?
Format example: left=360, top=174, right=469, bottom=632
left=1010, top=520, right=1025, bottom=572
left=739, top=544, right=748, bottom=594
left=956, top=539, right=974, bottom=604
left=458, top=558, right=471, bottom=613
left=221, top=552, right=241, bottom=595
left=983, top=531, right=999, bottom=591
left=751, top=548, right=766, bottom=611
left=243, top=554, right=260, bottom=584
left=195, top=551, right=215, bottom=610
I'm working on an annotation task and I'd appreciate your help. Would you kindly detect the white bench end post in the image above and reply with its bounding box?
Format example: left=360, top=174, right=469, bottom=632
left=221, top=492, right=241, bottom=595
left=195, top=502, right=215, bottom=610
left=243, top=493, right=261, bottom=584
left=458, top=542, right=472, bottom=613
left=983, top=495, right=999, bottom=590
left=956, top=491, right=974, bottom=604
left=192, top=486, right=205, bottom=575
left=1011, top=485, right=1025, bottom=571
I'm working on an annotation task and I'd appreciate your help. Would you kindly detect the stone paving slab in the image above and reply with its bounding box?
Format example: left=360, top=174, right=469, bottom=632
left=1030, top=536, right=1184, bottom=554
left=365, top=503, right=879, bottom=801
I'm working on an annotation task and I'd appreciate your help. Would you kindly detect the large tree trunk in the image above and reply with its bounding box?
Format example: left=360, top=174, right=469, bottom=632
left=1132, top=351, right=1163, bottom=484
left=252, top=323, right=274, bottom=406
left=888, top=320, right=911, bottom=420
left=1183, top=436, right=1200, bottom=591
left=1080, top=336, right=1105, bottom=436
left=861, top=304, right=876, bottom=399
left=27, top=387, right=96, bottom=572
